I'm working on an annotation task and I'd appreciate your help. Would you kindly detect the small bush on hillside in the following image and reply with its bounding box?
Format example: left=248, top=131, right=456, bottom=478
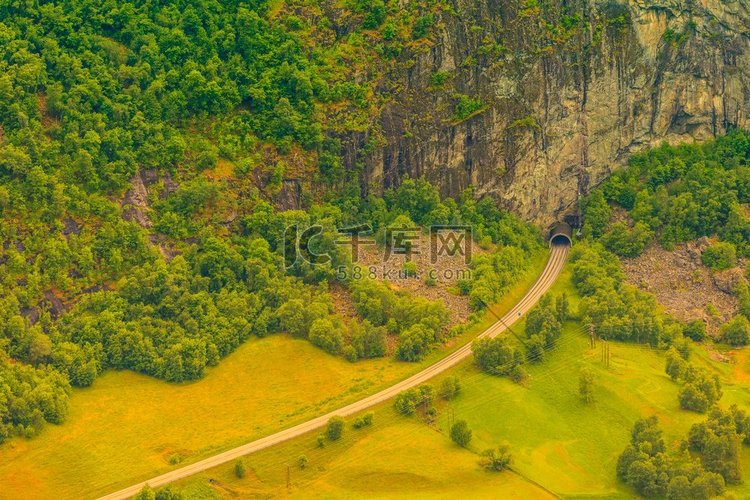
left=135, top=485, right=155, bottom=500
left=155, top=486, right=181, bottom=500
left=234, top=459, right=247, bottom=478
left=721, top=315, right=750, bottom=346
left=450, top=420, right=472, bottom=448
left=684, top=320, right=707, bottom=341
left=439, top=376, right=461, bottom=400
left=352, top=413, right=374, bottom=429
left=394, top=385, right=434, bottom=416
left=326, top=416, right=345, bottom=440
left=481, top=444, right=512, bottom=471
left=701, top=242, right=737, bottom=270
left=579, top=368, right=595, bottom=404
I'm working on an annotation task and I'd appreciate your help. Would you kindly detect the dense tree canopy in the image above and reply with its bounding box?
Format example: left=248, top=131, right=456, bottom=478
left=571, top=242, right=673, bottom=346
left=585, top=130, right=750, bottom=257
left=617, top=416, right=728, bottom=499
left=582, top=132, right=750, bottom=345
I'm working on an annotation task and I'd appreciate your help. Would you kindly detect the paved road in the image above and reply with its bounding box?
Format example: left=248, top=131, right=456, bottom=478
left=99, top=243, right=570, bottom=499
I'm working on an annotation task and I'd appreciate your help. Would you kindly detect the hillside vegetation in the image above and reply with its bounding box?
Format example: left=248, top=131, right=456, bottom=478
left=0, top=263, right=548, bottom=499
left=584, top=131, right=750, bottom=348
left=159, top=134, right=750, bottom=498
left=158, top=266, right=750, bottom=499
left=0, top=0, right=543, bottom=443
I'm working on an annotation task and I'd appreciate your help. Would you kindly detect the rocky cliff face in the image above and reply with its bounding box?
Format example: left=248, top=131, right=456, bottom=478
left=349, top=0, right=750, bottom=226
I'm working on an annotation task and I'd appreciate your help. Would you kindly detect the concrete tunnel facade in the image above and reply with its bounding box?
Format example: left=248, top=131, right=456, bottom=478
left=549, top=222, right=573, bottom=247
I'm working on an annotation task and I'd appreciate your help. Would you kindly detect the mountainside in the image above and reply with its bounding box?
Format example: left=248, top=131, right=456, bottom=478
left=341, top=0, right=750, bottom=224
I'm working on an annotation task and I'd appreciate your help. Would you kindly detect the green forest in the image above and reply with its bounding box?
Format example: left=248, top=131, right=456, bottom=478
left=0, top=0, right=488, bottom=442
left=1, top=0, right=750, bottom=498
left=584, top=131, right=750, bottom=348
left=0, top=0, right=540, bottom=442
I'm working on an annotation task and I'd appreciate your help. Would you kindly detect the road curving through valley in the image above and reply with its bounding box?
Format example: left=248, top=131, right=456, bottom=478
left=99, top=242, right=570, bottom=499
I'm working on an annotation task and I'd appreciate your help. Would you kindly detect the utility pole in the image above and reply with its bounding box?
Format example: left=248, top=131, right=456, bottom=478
left=602, top=342, right=610, bottom=369
left=286, top=465, right=291, bottom=491
left=588, top=324, right=596, bottom=348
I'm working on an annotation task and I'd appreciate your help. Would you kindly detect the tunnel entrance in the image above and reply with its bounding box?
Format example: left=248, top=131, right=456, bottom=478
left=548, top=222, right=573, bottom=247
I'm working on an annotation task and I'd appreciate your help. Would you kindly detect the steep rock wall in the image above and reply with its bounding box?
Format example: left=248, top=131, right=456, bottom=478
left=352, top=0, right=750, bottom=226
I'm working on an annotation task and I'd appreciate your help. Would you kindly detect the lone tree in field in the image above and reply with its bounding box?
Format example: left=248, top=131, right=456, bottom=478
left=439, top=376, right=461, bottom=400
left=450, top=420, right=472, bottom=448
left=481, top=444, right=512, bottom=471
left=579, top=368, right=595, bottom=404
left=234, top=459, right=247, bottom=478
left=327, top=416, right=345, bottom=440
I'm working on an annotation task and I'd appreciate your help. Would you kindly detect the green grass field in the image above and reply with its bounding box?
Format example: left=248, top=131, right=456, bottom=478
left=0, top=253, right=548, bottom=499
left=171, top=265, right=750, bottom=499
left=7, top=250, right=744, bottom=499
left=172, top=408, right=555, bottom=499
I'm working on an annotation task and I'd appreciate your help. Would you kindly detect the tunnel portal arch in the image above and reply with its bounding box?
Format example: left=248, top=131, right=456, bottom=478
left=549, top=222, right=573, bottom=247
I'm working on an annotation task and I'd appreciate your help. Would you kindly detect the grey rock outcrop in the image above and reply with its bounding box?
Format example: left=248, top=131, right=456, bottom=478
left=348, top=0, right=750, bottom=226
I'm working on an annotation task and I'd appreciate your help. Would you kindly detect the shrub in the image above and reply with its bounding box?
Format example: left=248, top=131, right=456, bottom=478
left=352, top=417, right=366, bottom=429
left=394, top=385, right=433, bottom=416
left=403, top=261, right=417, bottom=277
left=297, top=455, right=308, bottom=469
left=509, top=364, right=527, bottom=383
left=450, top=420, right=472, bottom=447
left=363, top=412, right=374, bottom=426
left=472, top=337, right=524, bottom=377
left=412, top=14, right=434, bottom=39
left=135, top=485, right=156, bottom=500
left=684, top=320, right=706, bottom=341
left=678, top=368, right=722, bottom=413
left=701, top=242, right=737, bottom=270
left=351, top=321, right=387, bottom=359
left=352, top=412, right=374, bottom=429
left=196, top=148, right=218, bottom=171
left=452, top=95, right=483, bottom=121
left=721, top=315, right=750, bottom=346
left=309, top=318, right=343, bottom=354
left=394, top=389, right=420, bottom=416
left=396, top=323, right=433, bottom=361
left=481, top=444, right=512, bottom=471
left=665, top=347, right=687, bottom=381
left=679, top=383, right=709, bottom=412
left=430, top=71, right=451, bottom=87
left=600, top=221, right=653, bottom=257
left=579, top=368, right=595, bottom=404
left=155, top=486, right=181, bottom=500
left=343, top=345, right=358, bottom=362
left=439, top=376, right=461, bottom=400
left=326, top=416, right=345, bottom=440
left=234, top=459, right=247, bottom=478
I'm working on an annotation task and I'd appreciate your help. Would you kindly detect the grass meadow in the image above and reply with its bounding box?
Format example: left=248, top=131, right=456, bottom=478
left=172, top=266, right=750, bottom=499
left=0, top=253, right=548, bottom=499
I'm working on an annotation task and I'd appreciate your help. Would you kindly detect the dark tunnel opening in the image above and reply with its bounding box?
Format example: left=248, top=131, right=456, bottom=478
left=550, top=233, right=572, bottom=246
left=548, top=222, right=573, bottom=247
